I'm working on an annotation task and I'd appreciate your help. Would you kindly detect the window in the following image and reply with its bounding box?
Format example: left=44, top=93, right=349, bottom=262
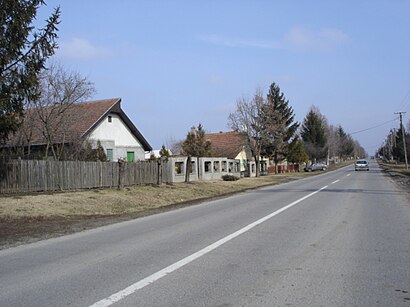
left=190, top=161, right=196, bottom=174
left=229, top=162, right=234, bottom=173
left=221, top=161, right=227, bottom=172
left=108, top=115, right=112, bottom=123
left=175, top=162, right=184, bottom=175
left=106, top=149, right=113, bottom=161
left=213, top=161, right=220, bottom=172
left=204, top=161, right=211, bottom=173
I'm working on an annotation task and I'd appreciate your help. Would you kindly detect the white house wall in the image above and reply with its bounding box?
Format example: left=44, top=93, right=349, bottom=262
left=88, top=113, right=145, bottom=161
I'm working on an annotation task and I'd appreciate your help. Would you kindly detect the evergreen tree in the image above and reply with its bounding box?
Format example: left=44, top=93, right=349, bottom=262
left=260, top=82, right=299, bottom=172
left=95, top=140, right=107, bottom=162
left=181, top=123, right=211, bottom=157
left=287, top=136, right=308, bottom=165
left=337, top=125, right=355, bottom=159
left=159, top=144, right=170, bottom=157
left=0, top=0, right=60, bottom=143
left=300, top=106, right=328, bottom=162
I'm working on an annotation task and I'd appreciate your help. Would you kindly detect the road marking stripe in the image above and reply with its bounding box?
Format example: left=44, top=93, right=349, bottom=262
left=331, top=180, right=340, bottom=184
left=346, top=173, right=351, bottom=177
left=89, top=185, right=329, bottom=307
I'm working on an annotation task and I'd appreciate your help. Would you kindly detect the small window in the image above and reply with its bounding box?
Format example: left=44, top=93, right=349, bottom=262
left=221, top=161, right=227, bottom=172
left=213, top=161, right=220, bottom=172
left=204, top=161, right=211, bottom=173
left=108, top=116, right=112, bottom=123
left=229, top=162, right=234, bottom=172
left=175, top=162, right=184, bottom=175
left=106, top=149, right=113, bottom=161
left=190, top=161, right=196, bottom=174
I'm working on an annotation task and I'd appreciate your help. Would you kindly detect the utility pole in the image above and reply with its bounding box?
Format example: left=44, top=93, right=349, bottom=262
left=395, top=112, right=408, bottom=170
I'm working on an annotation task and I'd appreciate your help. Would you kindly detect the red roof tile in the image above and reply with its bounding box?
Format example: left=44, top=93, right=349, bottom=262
left=206, top=131, right=248, bottom=159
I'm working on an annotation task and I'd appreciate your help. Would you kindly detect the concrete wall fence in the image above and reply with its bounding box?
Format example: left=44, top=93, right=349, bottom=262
left=168, top=157, right=241, bottom=183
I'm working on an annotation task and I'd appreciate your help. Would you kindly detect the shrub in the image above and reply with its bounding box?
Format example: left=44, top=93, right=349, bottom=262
left=221, top=175, right=240, bottom=181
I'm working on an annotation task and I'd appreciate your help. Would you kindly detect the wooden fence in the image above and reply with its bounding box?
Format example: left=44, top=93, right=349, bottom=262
left=0, top=159, right=170, bottom=194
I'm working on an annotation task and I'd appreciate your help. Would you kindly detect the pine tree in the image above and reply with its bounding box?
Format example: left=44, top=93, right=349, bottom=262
left=260, top=82, right=299, bottom=172
left=0, top=0, right=60, bottom=143
left=337, top=126, right=355, bottom=159
left=300, top=106, right=328, bottom=162
left=287, top=136, right=308, bottom=165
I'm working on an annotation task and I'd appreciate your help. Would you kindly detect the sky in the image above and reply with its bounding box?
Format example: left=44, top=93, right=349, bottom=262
left=38, top=0, right=410, bottom=154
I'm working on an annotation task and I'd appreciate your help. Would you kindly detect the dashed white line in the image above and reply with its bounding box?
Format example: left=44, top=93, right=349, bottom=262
left=331, top=180, right=340, bottom=184
left=89, top=185, right=329, bottom=307
left=346, top=173, right=351, bottom=177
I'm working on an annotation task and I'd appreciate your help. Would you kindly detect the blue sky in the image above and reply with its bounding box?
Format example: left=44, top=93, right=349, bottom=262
left=41, top=0, right=410, bottom=154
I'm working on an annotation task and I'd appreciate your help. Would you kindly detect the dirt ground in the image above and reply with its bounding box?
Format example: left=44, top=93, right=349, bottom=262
left=3, top=160, right=405, bottom=250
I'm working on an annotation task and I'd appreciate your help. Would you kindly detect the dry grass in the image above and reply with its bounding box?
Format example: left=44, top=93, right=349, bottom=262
left=0, top=174, right=303, bottom=219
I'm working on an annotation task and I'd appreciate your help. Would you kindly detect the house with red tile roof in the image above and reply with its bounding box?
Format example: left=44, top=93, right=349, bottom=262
left=205, top=131, right=267, bottom=176
left=3, top=98, right=152, bottom=161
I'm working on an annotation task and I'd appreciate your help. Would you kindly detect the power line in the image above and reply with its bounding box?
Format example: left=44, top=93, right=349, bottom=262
left=397, top=88, right=410, bottom=111
left=349, top=117, right=398, bottom=135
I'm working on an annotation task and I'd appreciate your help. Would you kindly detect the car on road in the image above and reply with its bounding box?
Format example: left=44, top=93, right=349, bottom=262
left=304, top=163, right=328, bottom=172
left=355, top=159, right=369, bottom=171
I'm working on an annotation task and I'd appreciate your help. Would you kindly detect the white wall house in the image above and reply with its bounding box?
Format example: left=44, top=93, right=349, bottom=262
left=3, top=98, right=152, bottom=161
left=81, top=98, right=152, bottom=162
left=88, top=113, right=145, bottom=161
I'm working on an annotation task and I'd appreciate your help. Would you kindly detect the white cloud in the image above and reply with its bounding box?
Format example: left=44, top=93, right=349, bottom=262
left=198, top=34, right=280, bottom=49
left=57, top=38, right=110, bottom=59
left=284, top=26, right=350, bottom=51
left=199, top=26, right=349, bottom=52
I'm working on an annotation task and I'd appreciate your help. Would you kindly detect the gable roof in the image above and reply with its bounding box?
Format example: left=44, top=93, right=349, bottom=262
left=6, top=98, right=152, bottom=151
left=205, top=131, right=249, bottom=159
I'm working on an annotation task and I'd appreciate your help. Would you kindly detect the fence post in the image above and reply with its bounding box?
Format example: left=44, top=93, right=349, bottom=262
left=157, top=159, right=162, bottom=185
left=118, top=159, right=125, bottom=189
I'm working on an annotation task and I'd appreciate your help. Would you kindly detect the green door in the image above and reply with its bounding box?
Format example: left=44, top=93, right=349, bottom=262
left=127, top=151, right=135, bottom=162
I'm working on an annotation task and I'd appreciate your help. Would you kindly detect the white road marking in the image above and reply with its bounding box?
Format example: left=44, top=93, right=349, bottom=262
left=89, top=185, right=329, bottom=307
left=331, top=180, right=340, bottom=184
left=346, top=173, right=351, bottom=177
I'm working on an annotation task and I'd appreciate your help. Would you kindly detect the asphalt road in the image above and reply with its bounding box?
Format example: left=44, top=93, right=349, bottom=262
left=1, top=161, right=409, bottom=306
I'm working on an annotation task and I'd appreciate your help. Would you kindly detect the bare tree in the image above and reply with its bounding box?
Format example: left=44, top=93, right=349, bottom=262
left=326, top=124, right=339, bottom=162
left=228, top=89, right=265, bottom=176
left=27, top=62, right=96, bottom=160
left=168, top=137, right=183, bottom=156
